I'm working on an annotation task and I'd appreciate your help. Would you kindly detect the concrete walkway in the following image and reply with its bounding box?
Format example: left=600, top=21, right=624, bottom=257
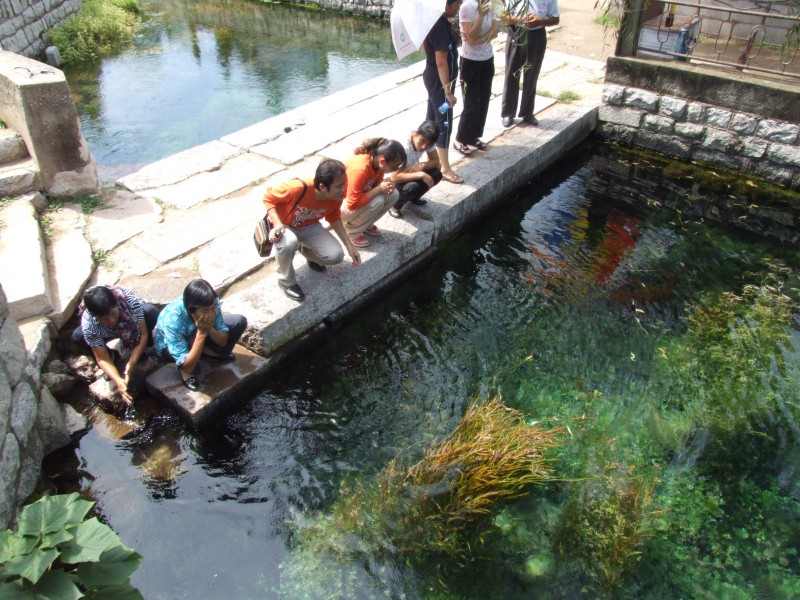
left=87, top=45, right=605, bottom=424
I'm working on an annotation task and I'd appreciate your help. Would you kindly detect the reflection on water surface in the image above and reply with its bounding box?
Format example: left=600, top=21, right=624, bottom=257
left=63, top=0, right=414, bottom=172
left=45, top=142, right=800, bottom=599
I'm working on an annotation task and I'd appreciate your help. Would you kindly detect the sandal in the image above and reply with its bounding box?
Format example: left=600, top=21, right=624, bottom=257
left=441, top=172, right=464, bottom=184
left=452, top=141, right=473, bottom=156
left=474, top=140, right=488, bottom=150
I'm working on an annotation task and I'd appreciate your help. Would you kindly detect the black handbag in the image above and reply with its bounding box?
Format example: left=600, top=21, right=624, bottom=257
left=253, top=179, right=308, bottom=257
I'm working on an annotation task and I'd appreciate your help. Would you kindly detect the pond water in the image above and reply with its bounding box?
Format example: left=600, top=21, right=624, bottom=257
left=44, top=141, right=800, bottom=599
left=63, top=0, right=413, bottom=172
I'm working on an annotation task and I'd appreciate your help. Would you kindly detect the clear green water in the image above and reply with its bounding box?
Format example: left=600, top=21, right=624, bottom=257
left=46, top=142, right=800, bottom=599
left=63, top=0, right=414, bottom=171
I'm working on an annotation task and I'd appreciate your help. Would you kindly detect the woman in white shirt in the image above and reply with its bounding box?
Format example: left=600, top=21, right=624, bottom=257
left=454, top=0, right=498, bottom=155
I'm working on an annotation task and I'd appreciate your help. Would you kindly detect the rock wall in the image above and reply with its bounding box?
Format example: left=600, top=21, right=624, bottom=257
left=0, top=284, right=69, bottom=530
left=598, top=57, right=800, bottom=190
left=278, top=0, right=392, bottom=19
left=0, top=0, right=82, bottom=59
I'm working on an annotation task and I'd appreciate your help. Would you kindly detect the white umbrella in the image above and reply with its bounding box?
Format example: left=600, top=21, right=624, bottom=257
left=390, top=0, right=447, bottom=60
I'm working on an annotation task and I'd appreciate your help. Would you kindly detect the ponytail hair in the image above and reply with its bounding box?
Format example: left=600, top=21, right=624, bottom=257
left=354, top=138, right=407, bottom=166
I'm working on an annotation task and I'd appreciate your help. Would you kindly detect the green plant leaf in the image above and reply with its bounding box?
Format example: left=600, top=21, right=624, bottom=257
left=0, top=531, right=38, bottom=563
left=75, top=545, right=143, bottom=587
left=38, top=529, right=73, bottom=550
left=17, top=494, right=93, bottom=538
left=59, top=518, right=119, bottom=564
left=0, top=547, right=58, bottom=584
left=0, top=568, right=83, bottom=599
left=82, top=583, right=144, bottom=600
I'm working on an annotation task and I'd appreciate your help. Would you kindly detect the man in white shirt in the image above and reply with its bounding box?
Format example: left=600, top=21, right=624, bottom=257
left=500, top=0, right=560, bottom=128
left=388, top=121, right=443, bottom=219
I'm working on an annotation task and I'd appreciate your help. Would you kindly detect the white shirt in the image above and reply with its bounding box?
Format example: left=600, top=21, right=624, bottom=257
left=516, top=0, right=560, bottom=30
left=459, top=0, right=496, bottom=62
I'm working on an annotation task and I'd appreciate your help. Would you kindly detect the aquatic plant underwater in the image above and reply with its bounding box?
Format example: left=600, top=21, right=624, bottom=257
left=274, top=152, right=800, bottom=599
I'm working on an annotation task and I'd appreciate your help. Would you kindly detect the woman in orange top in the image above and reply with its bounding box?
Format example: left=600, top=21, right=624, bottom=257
left=341, top=138, right=406, bottom=248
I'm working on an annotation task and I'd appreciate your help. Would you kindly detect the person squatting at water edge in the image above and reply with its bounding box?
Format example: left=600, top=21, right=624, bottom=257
left=341, top=138, right=406, bottom=248
left=71, top=285, right=161, bottom=404
left=263, top=158, right=362, bottom=302
left=453, top=0, right=499, bottom=155
left=388, top=120, right=443, bottom=219
left=423, top=0, right=465, bottom=184
left=153, top=279, right=247, bottom=392
left=499, top=0, right=560, bottom=128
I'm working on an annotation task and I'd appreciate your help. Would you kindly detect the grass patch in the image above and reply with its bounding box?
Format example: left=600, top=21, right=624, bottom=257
left=557, top=90, right=581, bottom=103
left=594, top=11, right=621, bottom=29
left=46, top=0, right=141, bottom=64
left=40, top=215, right=55, bottom=241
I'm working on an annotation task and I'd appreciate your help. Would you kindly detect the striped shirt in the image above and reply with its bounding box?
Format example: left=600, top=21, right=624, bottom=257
left=80, top=287, right=144, bottom=348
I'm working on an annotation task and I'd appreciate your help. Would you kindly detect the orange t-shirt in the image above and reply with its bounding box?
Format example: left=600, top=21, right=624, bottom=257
left=343, top=154, right=382, bottom=211
left=262, top=179, right=342, bottom=227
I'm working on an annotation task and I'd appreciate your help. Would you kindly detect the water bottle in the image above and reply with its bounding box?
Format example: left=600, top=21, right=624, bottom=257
left=438, top=101, right=451, bottom=114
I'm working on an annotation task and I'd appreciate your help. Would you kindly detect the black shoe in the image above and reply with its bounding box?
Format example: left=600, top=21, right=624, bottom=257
left=388, top=208, right=402, bottom=219
left=522, top=116, right=539, bottom=126
left=502, top=116, right=513, bottom=128
left=281, top=283, right=305, bottom=301
left=307, top=260, right=326, bottom=273
left=178, top=369, right=200, bottom=391
left=410, top=197, right=428, bottom=206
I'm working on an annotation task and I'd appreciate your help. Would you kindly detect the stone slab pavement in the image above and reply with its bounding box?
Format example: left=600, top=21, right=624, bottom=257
left=85, top=43, right=605, bottom=425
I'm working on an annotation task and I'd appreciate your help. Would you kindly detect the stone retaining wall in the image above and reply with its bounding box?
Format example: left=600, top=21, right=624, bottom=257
left=0, top=284, right=69, bottom=529
left=598, top=57, right=800, bottom=190
left=278, top=0, right=392, bottom=19
left=0, top=0, right=81, bottom=59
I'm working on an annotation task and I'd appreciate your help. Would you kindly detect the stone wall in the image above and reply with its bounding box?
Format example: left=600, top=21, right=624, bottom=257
left=598, top=57, right=800, bottom=190
left=0, top=284, right=69, bottom=530
left=279, top=0, right=392, bottom=19
left=0, top=0, right=81, bottom=59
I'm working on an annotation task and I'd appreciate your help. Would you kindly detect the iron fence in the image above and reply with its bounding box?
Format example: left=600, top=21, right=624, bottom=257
left=633, top=1, right=800, bottom=81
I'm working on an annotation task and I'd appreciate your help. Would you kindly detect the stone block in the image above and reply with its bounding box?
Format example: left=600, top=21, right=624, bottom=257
left=0, top=129, right=28, bottom=162
left=702, top=129, right=740, bottom=153
left=601, top=84, right=625, bottom=106
left=10, top=380, right=37, bottom=441
left=623, top=88, right=659, bottom=111
left=46, top=210, right=95, bottom=330
left=84, top=190, right=162, bottom=253
left=686, top=102, right=705, bottom=123
left=693, top=149, right=744, bottom=171
left=0, top=159, right=40, bottom=196
left=0, top=197, right=51, bottom=321
left=16, top=430, right=42, bottom=504
left=674, top=122, right=705, bottom=140
left=643, top=114, right=674, bottom=134
left=598, top=105, right=644, bottom=128
left=0, top=433, right=21, bottom=530
left=766, top=143, right=800, bottom=167
left=658, top=96, right=687, bottom=120
left=199, top=221, right=266, bottom=292
left=36, top=386, right=69, bottom=456
left=596, top=122, right=637, bottom=146
left=42, top=371, right=76, bottom=397
left=705, top=107, right=732, bottom=129
left=741, top=137, right=768, bottom=159
left=0, top=367, right=10, bottom=441
left=146, top=345, right=270, bottom=427
left=0, top=316, right=27, bottom=386
left=62, top=403, right=90, bottom=438
left=17, top=316, right=52, bottom=373
left=756, top=119, right=800, bottom=144
left=635, top=130, right=692, bottom=160
left=730, top=114, right=758, bottom=136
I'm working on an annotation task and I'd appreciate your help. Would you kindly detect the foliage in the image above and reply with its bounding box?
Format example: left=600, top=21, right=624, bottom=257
left=556, top=90, right=580, bottom=103
left=280, top=400, right=563, bottom=597
left=0, top=493, right=143, bottom=599
left=47, top=0, right=140, bottom=65
left=48, top=194, right=107, bottom=214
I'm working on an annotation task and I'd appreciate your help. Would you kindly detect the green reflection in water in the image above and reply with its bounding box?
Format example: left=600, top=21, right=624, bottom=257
left=62, top=0, right=416, bottom=169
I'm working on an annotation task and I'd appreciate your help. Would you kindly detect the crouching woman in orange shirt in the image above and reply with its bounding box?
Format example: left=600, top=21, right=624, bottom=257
left=341, top=138, right=407, bottom=248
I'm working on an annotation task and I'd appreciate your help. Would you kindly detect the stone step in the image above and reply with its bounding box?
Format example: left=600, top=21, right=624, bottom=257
left=0, top=157, right=40, bottom=197
left=0, top=128, right=29, bottom=164
left=0, top=196, right=52, bottom=320
left=43, top=203, right=95, bottom=330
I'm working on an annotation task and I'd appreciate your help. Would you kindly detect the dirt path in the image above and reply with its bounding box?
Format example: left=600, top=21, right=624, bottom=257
left=546, top=0, right=617, bottom=62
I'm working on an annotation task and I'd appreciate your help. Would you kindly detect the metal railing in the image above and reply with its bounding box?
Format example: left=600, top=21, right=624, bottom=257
left=633, top=1, right=800, bottom=81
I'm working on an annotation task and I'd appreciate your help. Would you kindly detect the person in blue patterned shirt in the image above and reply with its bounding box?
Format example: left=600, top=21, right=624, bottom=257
left=153, top=279, right=247, bottom=391
left=71, top=285, right=160, bottom=404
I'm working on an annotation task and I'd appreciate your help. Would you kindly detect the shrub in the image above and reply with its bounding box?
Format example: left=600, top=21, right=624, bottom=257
left=0, top=493, right=143, bottom=598
left=47, top=0, right=140, bottom=64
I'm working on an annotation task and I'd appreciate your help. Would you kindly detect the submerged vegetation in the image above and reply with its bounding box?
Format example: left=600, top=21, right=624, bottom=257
left=47, top=0, right=141, bottom=64
left=279, top=400, right=563, bottom=597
